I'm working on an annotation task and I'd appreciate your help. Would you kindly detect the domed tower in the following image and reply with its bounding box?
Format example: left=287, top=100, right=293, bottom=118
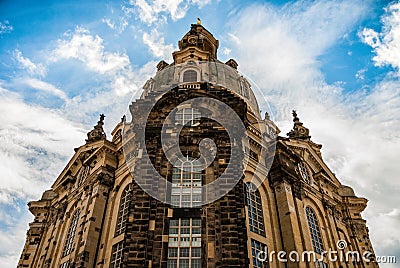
left=120, top=22, right=277, bottom=267
left=18, top=23, right=378, bottom=268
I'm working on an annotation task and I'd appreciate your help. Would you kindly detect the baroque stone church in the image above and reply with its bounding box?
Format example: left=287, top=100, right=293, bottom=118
left=18, top=23, right=378, bottom=268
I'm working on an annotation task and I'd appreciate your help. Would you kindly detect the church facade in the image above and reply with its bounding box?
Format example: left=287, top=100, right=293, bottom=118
left=18, top=23, right=378, bottom=268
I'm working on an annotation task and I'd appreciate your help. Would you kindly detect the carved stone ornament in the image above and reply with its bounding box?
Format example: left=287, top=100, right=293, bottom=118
left=96, top=173, right=114, bottom=187
left=156, top=61, right=169, bottom=72
left=334, top=210, right=343, bottom=221
left=285, top=185, right=292, bottom=192
left=86, top=114, right=106, bottom=143
left=287, top=110, right=311, bottom=140
left=292, top=182, right=304, bottom=200
left=275, top=185, right=283, bottom=193
left=188, top=36, right=197, bottom=44
left=352, top=222, right=367, bottom=237
left=58, top=202, right=68, bottom=220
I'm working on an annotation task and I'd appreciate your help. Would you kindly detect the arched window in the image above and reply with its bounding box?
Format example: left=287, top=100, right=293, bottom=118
left=245, top=182, right=265, bottom=236
left=115, top=184, right=133, bottom=236
left=298, top=162, right=311, bottom=184
left=62, top=209, right=80, bottom=257
left=171, top=157, right=203, bottom=207
left=305, top=207, right=324, bottom=254
left=182, top=70, right=197, bottom=82
left=175, top=107, right=201, bottom=126
left=110, top=241, right=124, bottom=268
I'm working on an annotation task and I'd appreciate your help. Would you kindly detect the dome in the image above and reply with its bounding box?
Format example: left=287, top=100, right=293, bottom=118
left=139, top=23, right=261, bottom=117
left=141, top=61, right=261, bottom=117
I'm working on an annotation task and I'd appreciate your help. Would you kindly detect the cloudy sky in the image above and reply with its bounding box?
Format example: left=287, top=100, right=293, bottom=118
left=0, top=0, right=399, bottom=267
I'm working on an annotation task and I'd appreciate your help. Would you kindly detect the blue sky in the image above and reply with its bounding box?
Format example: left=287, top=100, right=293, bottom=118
left=1, top=0, right=400, bottom=267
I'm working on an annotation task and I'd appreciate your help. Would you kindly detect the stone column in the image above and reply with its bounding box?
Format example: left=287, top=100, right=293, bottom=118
left=75, top=172, right=114, bottom=268
left=273, top=180, right=307, bottom=268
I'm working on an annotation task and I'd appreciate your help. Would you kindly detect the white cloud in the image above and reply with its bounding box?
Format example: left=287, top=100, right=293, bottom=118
left=102, top=17, right=129, bottom=33
left=130, top=0, right=187, bottom=25
left=49, top=27, right=140, bottom=95
left=102, top=17, right=116, bottom=29
left=58, top=59, right=157, bottom=129
left=10, top=28, right=158, bottom=130
left=361, top=1, right=400, bottom=73
left=142, top=29, right=175, bottom=60
left=227, top=0, right=400, bottom=263
left=51, top=27, right=130, bottom=75
left=366, top=207, right=400, bottom=268
left=0, top=86, right=85, bottom=204
left=0, top=20, right=13, bottom=35
left=0, top=212, right=30, bottom=268
left=190, top=0, right=212, bottom=8
left=127, top=0, right=212, bottom=25
left=14, top=50, right=46, bottom=77
left=355, top=68, right=366, bottom=80
left=228, top=0, right=368, bottom=115
left=221, top=47, right=232, bottom=56
left=21, top=78, right=68, bottom=101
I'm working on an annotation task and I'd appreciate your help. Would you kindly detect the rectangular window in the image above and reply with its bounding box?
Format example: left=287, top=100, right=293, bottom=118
left=251, top=239, right=268, bottom=268
left=167, top=259, right=177, bottom=268
left=167, top=218, right=201, bottom=267
left=110, top=241, right=124, bottom=268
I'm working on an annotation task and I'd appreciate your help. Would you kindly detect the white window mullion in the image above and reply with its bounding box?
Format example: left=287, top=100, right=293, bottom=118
left=168, top=218, right=201, bottom=267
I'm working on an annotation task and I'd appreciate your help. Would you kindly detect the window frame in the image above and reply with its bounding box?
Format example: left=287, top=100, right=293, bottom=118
left=59, top=260, right=70, bottom=268
left=109, top=241, right=124, bottom=268
left=305, top=207, right=325, bottom=254
left=77, top=165, right=90, bottom=187
left=245, top=182, right=266, bottom=236
left=62, top=209, right=80, bottom=257
left=167, top=218, right=202, bottom=268
left=251, top=239, right=269, bottom=268
left=182, top=69, right=198, bottom=82
left=171, top=157, right=203, bottom=207
left=298, top=162, right=312, bottom=185
left=174, top=107, right=201, bottom=127
left=115, top=183, right=133, bottom=236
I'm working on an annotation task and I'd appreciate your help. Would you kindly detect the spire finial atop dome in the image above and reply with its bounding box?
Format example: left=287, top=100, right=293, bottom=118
left=173, top=23, right=219, bottom=63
